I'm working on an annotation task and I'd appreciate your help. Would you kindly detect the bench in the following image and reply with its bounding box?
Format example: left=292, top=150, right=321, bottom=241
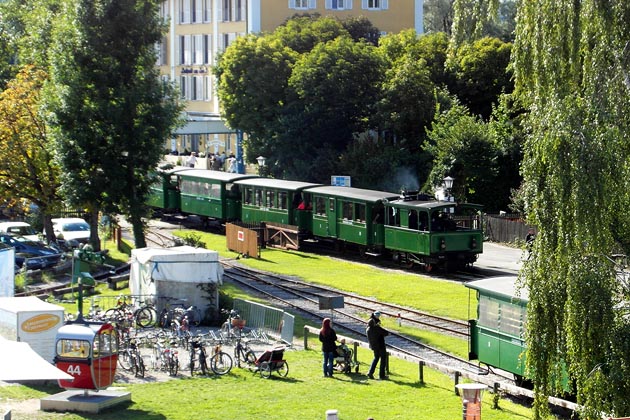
left=107, top=274, right=129, bottom=290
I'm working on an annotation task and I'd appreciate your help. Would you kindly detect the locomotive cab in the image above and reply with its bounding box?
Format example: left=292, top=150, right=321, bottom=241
left=54, top=322, right=118, bottom=390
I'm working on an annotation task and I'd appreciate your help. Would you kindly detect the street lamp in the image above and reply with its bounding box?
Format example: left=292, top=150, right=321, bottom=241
left=443, top=176, right=454, bottom=202
left=256, top=156, right=266, bottom=176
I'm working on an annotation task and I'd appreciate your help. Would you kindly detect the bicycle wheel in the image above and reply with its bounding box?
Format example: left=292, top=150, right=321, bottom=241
left=189, top=353, right=195, bottom=376
left=233, top=347, right=241, bottom=368
left=158, top=309, right=170, bottom=328
left=210, top=351, right=232, bottom=375
left=118, top=351, right=132, bottom=371
left=244, top=350, right=257, bottom=368
left=260, top=361, right=271, bottom=379
left=277, top=361, right=289, bottom=377
left=136, top=307, right=154, bottom=328
left=199, top=352, right=208, bottom=375
left=136, top=355, right=146, bottom=378
left=169, top=356, right=178, bottom=376
left=188, top=307, right=202, bottom=326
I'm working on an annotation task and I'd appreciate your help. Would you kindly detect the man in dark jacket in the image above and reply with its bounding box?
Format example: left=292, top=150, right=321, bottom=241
left=366, top=311, right=389, bottom=380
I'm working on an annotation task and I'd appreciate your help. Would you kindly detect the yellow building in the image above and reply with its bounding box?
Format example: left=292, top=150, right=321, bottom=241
left=159, top=0, right=424, bottom=160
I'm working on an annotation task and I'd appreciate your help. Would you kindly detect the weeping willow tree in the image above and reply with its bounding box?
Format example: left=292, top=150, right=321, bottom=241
left=452, top=0, right=630, bottom=418
left=508, top=1, right=630, bottom=418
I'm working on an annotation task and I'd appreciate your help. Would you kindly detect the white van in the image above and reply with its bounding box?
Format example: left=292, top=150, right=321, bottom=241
left=50, top=218, right=91, bottom=245
left=0, top=221, right=40, bottom=242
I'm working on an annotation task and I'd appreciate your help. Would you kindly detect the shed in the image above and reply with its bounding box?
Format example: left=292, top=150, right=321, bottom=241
left=129, top=246, right=223, bottom=318
left=0, top=296, right=65, bottom=362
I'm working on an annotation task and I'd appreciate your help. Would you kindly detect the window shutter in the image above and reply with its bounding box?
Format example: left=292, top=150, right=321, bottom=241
left=362, top=0, right=367, bottom=9
left=325, top=0, right=331, bottom=9
left=381, top=0, right=388, bottom=9
left=308, top=0, right=316, bottom=9
left=217, top=0, right=223, bottom=21
left=347, top=0, right=352, bottom=9
left=288, top=0, right=295, bottom=9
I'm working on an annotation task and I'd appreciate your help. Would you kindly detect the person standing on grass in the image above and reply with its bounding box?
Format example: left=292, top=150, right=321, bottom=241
left=319, top=318, right=337, bottom=377
left=366, top=311, right=389, bottom=380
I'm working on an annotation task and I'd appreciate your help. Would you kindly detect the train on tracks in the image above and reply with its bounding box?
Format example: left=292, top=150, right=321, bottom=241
left=148, top=167, right=484, bottom=271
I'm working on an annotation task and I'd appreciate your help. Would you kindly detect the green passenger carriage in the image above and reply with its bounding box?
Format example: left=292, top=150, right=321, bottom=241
left=234, top=178, right=321, bottom=230
left=178, top=170, right=258, bottom=221
left=305, top=186, right=399, bottom=254
left=466, top=276, right=528, bottom=380
left=384, top=192, right=483, bottom=271
left=147, top=167, right=197, bottom=210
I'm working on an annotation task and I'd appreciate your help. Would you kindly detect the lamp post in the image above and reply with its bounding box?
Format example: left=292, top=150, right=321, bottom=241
left=443, top=176, right=454, bottom=202
left=256, top=156, right=266, bottom=176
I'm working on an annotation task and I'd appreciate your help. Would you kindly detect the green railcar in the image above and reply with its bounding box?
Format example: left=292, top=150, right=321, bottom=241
left=384, top=194, right=483, bottom=271
left=178, top=170, right=258, bottom=221
left=306, top=186, right=398, bottom=253
left=234, top=178, right=321, bottom=231
left=466, top=276, right=528, bottom=379
left=147, top=167, right=197, bottom=210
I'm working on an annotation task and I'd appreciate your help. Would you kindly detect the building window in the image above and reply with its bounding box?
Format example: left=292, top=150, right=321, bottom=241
left=290, top=0, right=316, bottom=9
left=180, top=0, right=191, bottom=23
left=192, top=76, right=203, bottom=100
left=327, top=0, right=350, bottom=10
left=362, top=0, right=387, bottom=10
left=193, top=35, right=203, bottom=65
left=159, top=1, right=170, bottom=22
left=179, top=35, right=192, bottom=65
left=203, top=0, right=212, bottom=22
left=203, top=34, right=212, bottom=65
left=204, top=76, right=212, bottom=101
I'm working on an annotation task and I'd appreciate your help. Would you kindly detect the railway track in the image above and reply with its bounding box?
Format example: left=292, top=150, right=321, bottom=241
left=221, top=262, right=510, bottom=380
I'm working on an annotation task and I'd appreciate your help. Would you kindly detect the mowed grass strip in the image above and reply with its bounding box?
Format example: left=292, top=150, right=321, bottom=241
left=4, top=348, right=533, bottom=420
left=174, top=230, right=476, bottom=321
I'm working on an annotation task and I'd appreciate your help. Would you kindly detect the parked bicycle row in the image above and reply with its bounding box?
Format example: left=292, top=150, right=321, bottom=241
left=116, top=327, right=288, bottom=380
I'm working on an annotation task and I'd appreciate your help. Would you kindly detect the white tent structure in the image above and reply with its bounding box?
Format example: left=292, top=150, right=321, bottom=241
left=0, top=336, right=72, bottom=381
left=0, top=247, right=14, bottom=297
left=129, top=246, right=223, bottom=317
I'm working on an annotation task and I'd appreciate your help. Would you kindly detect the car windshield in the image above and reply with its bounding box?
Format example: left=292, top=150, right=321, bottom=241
left=7, top=226, right=37, bottom=236
left=62, top=223, right=89, bottom=232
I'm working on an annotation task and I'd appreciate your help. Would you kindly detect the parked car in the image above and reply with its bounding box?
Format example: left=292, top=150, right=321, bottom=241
left=0, top=221, right=40, bottom=242
left=0, top=233, right=63, bottom=269
left=49, top=217, right=91, bottom=247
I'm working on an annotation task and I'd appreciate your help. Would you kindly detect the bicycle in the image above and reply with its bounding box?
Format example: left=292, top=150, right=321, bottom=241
left=134, top=297, right=158, bottom=328
left=233, top=335, right=256, bottom=369
left=118, top=337, right=146, bottom=378
left=208, top=340, right=233, bottom=375
left=188, top=334, right=209, bottom=376
left=220, top=308, right=246, bottom=343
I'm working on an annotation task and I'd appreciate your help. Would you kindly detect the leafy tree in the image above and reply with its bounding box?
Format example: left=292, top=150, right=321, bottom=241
left=424, top=0, right=455, bottom=35
left=214, top=35, right=297, bottom=163
left=47, top=0, right=182, bottom=250
left=511, top=0, right=630, bottom=417
left=0, top=65, right=62, bottom=237
left=448, top=36, right=512, bottom=119
left=281, top=36, right=385, bottom=181
left=449, top=0, right=499, bottom=55
left=425, top=99, right=506, bottom=210
left=273, top=15, right=348, bottom=54
left=341, top=15, right=380, bottom=45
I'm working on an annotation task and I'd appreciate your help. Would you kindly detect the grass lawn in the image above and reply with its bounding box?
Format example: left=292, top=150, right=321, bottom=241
left=1, top=230, right=538, bottom=419
left=2, top=348, right=534, bottom=420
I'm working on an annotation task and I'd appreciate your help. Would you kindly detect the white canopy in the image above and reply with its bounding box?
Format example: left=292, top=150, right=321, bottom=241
left=0, top=336, right=73, bottom=381
left=129, top=246, right=223, bottom=297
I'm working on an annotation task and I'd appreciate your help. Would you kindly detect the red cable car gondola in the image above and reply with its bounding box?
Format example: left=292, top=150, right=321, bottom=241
left=54, top=321, right=118, bottom=390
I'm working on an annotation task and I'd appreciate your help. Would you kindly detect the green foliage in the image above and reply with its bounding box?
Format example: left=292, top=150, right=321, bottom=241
left=46, top=0, right=183, bottom=250
left=447, top=36, right=513, bottom=119
left=512, top=0, right=630, bottom=417
left=180, top=232, right=206, bottom=249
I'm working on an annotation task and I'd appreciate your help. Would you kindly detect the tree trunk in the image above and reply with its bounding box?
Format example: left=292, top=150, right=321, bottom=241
left=130, top=204, right=146, bottom=249
left=88, top=208, right=101, bottom=251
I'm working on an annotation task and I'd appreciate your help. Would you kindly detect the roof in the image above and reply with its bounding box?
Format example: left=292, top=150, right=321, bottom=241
left=0, top=297, right=64, bottom=314
left=465, top=276, right=529, bottom=301
left=158, top=166, right=198, bottom=175
left=234, top=178, right=321, bottom=191
left=387, top=199, right=484, bottom=211
left=178, top=169, right=258, bottom=183
left=305, top=186, right=399, bottom=202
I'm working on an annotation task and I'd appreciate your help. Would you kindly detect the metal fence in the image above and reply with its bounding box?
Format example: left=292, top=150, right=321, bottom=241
left=233, top=298, right=295, bottom=345
left=484, top=213, right=532, bottom=244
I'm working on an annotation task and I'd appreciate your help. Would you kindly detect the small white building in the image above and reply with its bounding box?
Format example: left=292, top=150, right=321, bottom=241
left=129, top=246, right=223, bottom=320
left=0, top=297, right=65, bottom=362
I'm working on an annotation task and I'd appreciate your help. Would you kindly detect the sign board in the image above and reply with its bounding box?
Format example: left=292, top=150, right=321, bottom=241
left=318, top=296, right=344, bottom=310
left=331, top=176, right=351, bottom=187
left=237, top=230, right=245, bottom=241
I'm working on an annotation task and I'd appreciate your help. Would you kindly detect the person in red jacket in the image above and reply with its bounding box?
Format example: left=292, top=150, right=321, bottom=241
left=319, top=318, right=337, bottom=377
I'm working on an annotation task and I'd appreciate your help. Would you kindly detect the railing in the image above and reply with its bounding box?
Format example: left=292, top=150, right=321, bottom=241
left=232, top=298, right=294, bottom=344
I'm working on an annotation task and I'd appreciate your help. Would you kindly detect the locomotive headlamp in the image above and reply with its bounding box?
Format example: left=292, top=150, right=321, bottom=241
left=440, top=238, right=446, bottom=250
left=471, top=238, right=477, bottom=249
